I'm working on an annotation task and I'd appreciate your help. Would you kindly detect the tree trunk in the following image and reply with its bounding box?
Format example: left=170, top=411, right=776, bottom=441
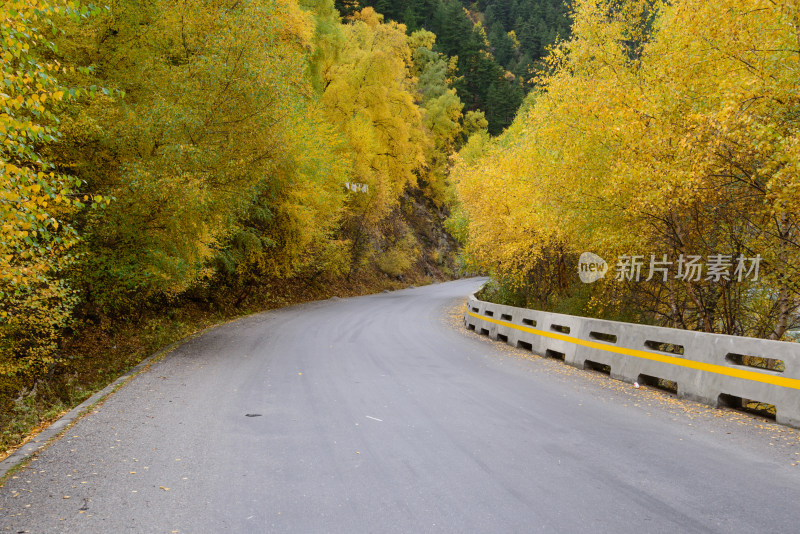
left=770, top=286, right=790, bottom=341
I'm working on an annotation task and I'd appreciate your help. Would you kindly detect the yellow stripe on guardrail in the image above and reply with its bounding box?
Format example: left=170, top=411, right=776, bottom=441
left=466, top=311, right=800, bottom=390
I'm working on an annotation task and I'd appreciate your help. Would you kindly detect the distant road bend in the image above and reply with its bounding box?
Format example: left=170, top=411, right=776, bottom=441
left=1, top=278, right=800, bottom=533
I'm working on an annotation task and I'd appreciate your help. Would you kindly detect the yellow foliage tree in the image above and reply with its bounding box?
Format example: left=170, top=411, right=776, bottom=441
left=320, top=8, right=428, bottom=267
left=56, top=0, right=349, bottom=310
left=0, top=0, right=96, bottom=378
left=453, top=0, right=800, bottom=337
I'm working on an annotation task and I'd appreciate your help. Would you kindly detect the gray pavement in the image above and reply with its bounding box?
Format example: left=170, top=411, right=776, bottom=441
left=1, top=278, right=799, bottom=533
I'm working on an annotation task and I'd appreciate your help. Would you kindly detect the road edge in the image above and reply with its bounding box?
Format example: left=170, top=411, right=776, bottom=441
left=0, top=281, right=459, bottom=481
left=0, top=330, right=202, bottom=481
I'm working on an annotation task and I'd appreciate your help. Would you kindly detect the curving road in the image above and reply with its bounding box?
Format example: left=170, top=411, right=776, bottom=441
left=1, top=278, right=800, bottom=533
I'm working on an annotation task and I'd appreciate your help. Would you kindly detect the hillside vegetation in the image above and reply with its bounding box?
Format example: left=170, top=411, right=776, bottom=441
left=354, top=0, right=572, bottom=133
left=452, top=0, right=800, bottom=340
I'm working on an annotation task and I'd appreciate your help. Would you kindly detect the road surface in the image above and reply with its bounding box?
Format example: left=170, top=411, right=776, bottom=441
left=1, top=278, right=799, bottom=533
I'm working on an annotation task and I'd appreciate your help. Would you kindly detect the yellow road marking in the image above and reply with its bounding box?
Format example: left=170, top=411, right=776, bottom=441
left=466, top=311, right=800, bottom=390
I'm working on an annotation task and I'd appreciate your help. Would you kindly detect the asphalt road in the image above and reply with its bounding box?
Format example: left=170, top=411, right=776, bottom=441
left=2, top=278, right=800, bottom=533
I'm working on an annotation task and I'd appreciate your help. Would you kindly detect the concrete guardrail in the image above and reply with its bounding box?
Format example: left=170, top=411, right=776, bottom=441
left=464, top=294, right=800, bottom=428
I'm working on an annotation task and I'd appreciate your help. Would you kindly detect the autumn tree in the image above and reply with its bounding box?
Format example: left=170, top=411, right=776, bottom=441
left=408, top=30, right=464, bottom=205
left=0, top=0, right=98, bottom=380
left=320, top=8, right=428, bottom=270
left=53, top=0, right=350, bottom=313
left=453, top=0, right=800, bottom=338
